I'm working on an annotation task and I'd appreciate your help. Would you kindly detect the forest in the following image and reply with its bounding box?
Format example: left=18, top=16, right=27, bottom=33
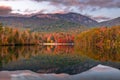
left=0, top=22, right=120, bottom=47
left=0, top=23, right=120, bottom=74
left=75, top=26, right=120, bottom=61
left=0, top=23, right=74, bottom=45
left=75, top=26, right=120, bottom=48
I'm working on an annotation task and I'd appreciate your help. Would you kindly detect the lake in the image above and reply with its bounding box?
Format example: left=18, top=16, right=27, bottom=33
left=0, top=45, right=120, bottom=75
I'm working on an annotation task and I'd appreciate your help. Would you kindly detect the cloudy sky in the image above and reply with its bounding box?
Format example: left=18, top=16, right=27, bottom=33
left=0, top=0, right=120, bottom=22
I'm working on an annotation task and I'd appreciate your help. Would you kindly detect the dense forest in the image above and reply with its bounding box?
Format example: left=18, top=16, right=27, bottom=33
left=0, top=23, right=74, bottom=45
left=0, top=22, right=120, bottom=73
left=75, top=26, right=120, bottom=48
left=75, top=26, right=120, bottom=61
left=0, top=22, right=120, bottom=46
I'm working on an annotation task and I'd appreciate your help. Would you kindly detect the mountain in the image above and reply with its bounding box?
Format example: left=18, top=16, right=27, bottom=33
left=0, top=13, right=119, bottom=32
left=99, top=17, right=120, bottom=26
left=32, top=12, right=98, bottom=27
left=0, top=12, right=98, bottom=32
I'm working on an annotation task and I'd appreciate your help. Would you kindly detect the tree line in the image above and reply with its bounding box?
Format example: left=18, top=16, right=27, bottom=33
left=0, top=23, right=74, bottom=45
left=0, top=22, right=119, bottom=47
left=75, top=26, right=120, bottom=48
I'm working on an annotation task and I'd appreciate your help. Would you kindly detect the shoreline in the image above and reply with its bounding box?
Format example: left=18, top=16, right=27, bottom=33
left=0, top=43, right=74, bottom=46
left=42, top=43, right=74, bottom=45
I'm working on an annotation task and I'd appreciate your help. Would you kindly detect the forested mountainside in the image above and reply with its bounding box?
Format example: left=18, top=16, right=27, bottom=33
left=0, top=12, right=119, bottom=32
left=0, top=12, right=98, bottom=32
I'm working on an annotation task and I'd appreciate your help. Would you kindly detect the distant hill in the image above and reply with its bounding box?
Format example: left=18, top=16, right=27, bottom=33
left=99, top=17, right=120, bottom=27
left=0, top=12, right=119, bottom=32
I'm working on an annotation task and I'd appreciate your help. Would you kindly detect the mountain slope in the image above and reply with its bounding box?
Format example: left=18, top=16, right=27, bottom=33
left=0, top=13, right=97, bottom=32
left=99, top=17, right=120, bottom=26
left=0, top=13, right=119, bottom=32
left=32, top=12, right=98, bottom=27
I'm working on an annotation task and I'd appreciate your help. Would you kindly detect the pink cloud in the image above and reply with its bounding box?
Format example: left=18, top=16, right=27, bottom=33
left=0, top=6, right=12, bottom=15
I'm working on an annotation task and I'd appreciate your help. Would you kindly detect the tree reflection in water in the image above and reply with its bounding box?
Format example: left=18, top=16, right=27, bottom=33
left=0, top=45, right=120, bottom=74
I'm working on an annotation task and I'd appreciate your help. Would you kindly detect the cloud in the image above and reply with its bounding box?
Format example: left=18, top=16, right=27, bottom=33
left=31, top=0, right=120, bottom=11
left=7, top=9, right=47, bottom=16
left=92, top=16, right=111, bottom=21
left=51, top=10, right=67, bottom=14
left=85, top=14, right=111, bottom=21
left=24, top=9, right=37, bottom=13
left=0, top=6, right=12, bottom=15
left=85, top=0, right=120, bottom=8
left=31, top=0, right=81, bottom=7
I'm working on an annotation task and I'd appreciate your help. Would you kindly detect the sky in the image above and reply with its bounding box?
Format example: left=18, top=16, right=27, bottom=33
left=0, top=0, right=120, bottom=22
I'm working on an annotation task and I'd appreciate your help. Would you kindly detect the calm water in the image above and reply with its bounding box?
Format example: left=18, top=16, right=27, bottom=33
left=0, top=45, right=120, bottom=74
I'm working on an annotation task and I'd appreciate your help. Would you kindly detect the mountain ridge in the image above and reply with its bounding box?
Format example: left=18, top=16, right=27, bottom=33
left=99, top=17, right=120, bottom=26
left=0, top=12, right=119, bottom=32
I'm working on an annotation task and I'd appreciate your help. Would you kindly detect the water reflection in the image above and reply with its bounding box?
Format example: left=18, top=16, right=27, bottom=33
left=0, top=45, right=120, bottom=74
left=0, top=46, right=74, bottom=63
left=76, top=45, right=120, bottom=62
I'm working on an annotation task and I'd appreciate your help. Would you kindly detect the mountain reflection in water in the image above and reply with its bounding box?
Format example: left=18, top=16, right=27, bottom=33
left=0, top=45, right=120, bottom=75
